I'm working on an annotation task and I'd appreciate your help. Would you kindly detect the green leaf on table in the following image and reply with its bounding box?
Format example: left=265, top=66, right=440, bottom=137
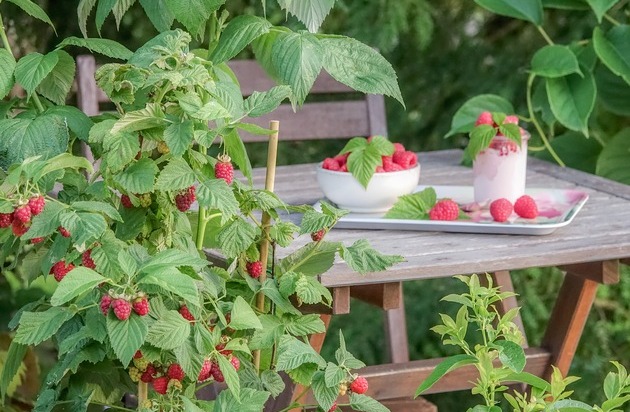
left=272, top=31, right=323, bottom=105
left=57, top=37, right=133, bottom=60
left=138, top=0, right=174, bottom=32
left=244, top=85, right=292, bottom=117
left=0, top=49, right=16, bottom=99
left=585, top=0, right=616, bottom=22
left=229, top=296, right=263, bottom=330
left=51, top=267, right=106, bottom=306
left=311, top=370, right=338, bottom=412
left=59, top=210, right=108, bottom=246
left=114, top=158, right=158, bottom=194
left=347, top=137, right=394, bottom=188
left=111, top=103, right=166, bottom=134
left=466, top=123, right=498, bottom=160
left=196, top=178, right=239, bottom=224
left=277, top=0, right=335, bottom=33
left=340, top=239, right=404, bottom=274
left=155, top=158, right=195, bottom=191
left=217, top=218, right=257, bottom=257
left=14, top=51, right=59, bottom=99
left=385, top=187, right=437, bottom=219
left=415, top=354, right=477, bottom=396
left=350, top=393, right=390, bottom=412
left=593, top=26, right=630, bottom=86
left=138, top=268, right=200, bottom=306
left=446, top=94, right=514, bottom=137
left=261, top=370, right=285, bottom=398
left=320, top=35, right=404, bottom=107
left=6, top=0, right=55, bottom=30
left=531, top=45, right=582, bottom=78
left=596, top=128, right=630, bottom=184
left=210, top=15, right=271, bottom=65
left=495, top=340, right=526, bottom=373
left=106, top=313, right=148, bottom=367
left=474, top=0, right=543, bottom=24
left=339, top=136, right=369, bottom=154
left=147, top=310, right=191, bottom=350
left=546, top=69, right=596, bottom=137
left=213, top=387, right=269, bottom=412
left=164, top=120, right=194, bottom=157
left=14, top=307, right=74, bottom=345
left=278, top=241, right=338, bottom=277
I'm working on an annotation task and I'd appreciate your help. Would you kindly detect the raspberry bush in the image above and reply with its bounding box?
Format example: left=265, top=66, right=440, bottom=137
left=0, top=1, right=405, bottom=411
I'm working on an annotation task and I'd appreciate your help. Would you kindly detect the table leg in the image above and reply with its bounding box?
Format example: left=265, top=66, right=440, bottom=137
left=488, top=271, right=529, bottom=347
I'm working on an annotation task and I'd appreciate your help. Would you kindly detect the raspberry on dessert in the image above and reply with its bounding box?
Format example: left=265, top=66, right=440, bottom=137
left=132, top=296, right=150, bottom=316
left=112, top=298, right=132, bottom=321
left=322, top=157, right=341, bottom=171
left=175, top=186, right=196, bottom=212
left=0, top=212, right=12, bottom=228
left=230, top=356, right=240, bottom=371
left=428, top=199, right=460, bottom=221
left=179, top=305, right=195, bottom=322
left=392, top=151, right=418, bottom=169
left=349, top=375, right=369, bottom=394
left=100, top=294, right=112, bottom=316
left=475, top=111, right=494, bottom=126
left=167, top=363, right=185, bottom=381
left=121, top=194, right=134, bottom=208
left=393, top=142, right=405, bottom=153
left=152, top=376, right=169, bottom=395
left=215, top=154, right=234, bottom=184
left=28, top=196, right=45, bottom=215
left=311, top=229, right=325, bottom=242
left=50, top=260, right=75, bottom=282
left=12, top=220, right=29, bottom=237
left=82, top=249, right=96, bottom=269
left=490, top=198, right=513, bottom=223
left=58, top=226, right=71, bottom=237
left=246, top=260, right=263, bottom=279
left=198, top=359, right=213, bottom=382
left=514, top=195, right=538, bottom=219
left=14, top=205, right=31, bottom=223
left=30, top=237, right=45, bottom=244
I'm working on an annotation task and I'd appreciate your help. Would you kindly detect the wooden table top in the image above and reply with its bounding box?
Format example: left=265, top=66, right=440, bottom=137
left=248, top=149, right=630, bottom=288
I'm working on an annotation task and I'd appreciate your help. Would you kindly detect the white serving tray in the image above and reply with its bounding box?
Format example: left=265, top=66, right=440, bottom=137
left=326, top=185, right=589, bottom=236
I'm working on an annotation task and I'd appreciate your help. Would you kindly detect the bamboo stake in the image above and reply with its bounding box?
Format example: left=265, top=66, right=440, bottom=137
left=253, top=120, right=280, bottom=372
left=138, top=382, right=148, bottom=406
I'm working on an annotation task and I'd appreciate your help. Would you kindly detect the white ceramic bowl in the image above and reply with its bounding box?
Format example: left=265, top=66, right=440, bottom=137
left=316, top=163, right=420, bottom=213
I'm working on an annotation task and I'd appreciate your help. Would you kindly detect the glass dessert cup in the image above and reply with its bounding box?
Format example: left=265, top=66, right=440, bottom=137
left=473, top=133, right=529, bottom=204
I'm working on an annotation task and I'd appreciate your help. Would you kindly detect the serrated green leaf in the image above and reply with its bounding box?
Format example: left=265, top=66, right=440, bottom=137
left=146, top=310, right=191, bottom=350
left=446, top=94, right=514, bottom=137
left=91, top=231, right=126, bottom=279
left=349, top=393, right=390, bottom=412
left=474, top=0, right=543, bottom=24
left=174, top=337, right=205, bottom=379
left=163, top=120, right=194, bottom=157
left=593, top=26, right=630, bottom=86
left=278, top=241, right=338, bottom=277
left=155, top=158, right=195, bottom=191
left=311, top=370, right=337, bottom=411
left=196, top=178, right=239, bottom=224
left=347, top=145, right=382, bottom=189
left=0, top=341, right=27, bottom=402
left=14, top=307, right=74, bottom=345
left=217, top=218, right=257, bottom=257
left=276, top=335, right=326, bottom=371
left=223, top=128, right=253, bottom=183
left=339, top=136, right=368, bottom=154
left=71, top=201, right=123, bottom=222
left=244, top=85, right=292, bottom=117
left=77, top=0, right=97, bottom=38
left=103, top=131, right=139, bottom=173
left=466, top=124, right=498, bottom=160
left=213, top=387, right=269, bottom=412
left=261, top=369, right=285, bottom=398
left=112, top=0, right=136, bottom=28
left=7, top=0, right=55, bottom=31
left=21, top=201, right=66, bottom=240
left=270, top=221, right=298, bottom=247
left=320, top=35, right=403, bottom=107
left=51, top=267, right=106, bottom=306
left=14, top=52, right=59, bottom=99
left=260, top=279, right=301, bottom=315
left=140, top=248, right=208, bottom=271
left=229, top=296, right=263, bottom=330
left=249, top=315, right=284, bottom=350
left=44, top=106, right=93, bottom=142
left=385, top=187, right=437, bottom=219
left=138, top=268, right=200, bottom=307
left=299, top=209, right=335, bottom=235
left=95, top=0, right=116, bottom=34
left=57, top=36, right=132, bottom=60
left=165, top=0, right=212, bottom=39
left=36, top=50, right=75, bottom=105
left=0, top=49, right=16, bottom=99
left=285, top=314, right=326, bottom=337
left=33, top=388, right=57, bottom=412
left=106, top=313, right=148, bottom=367
left=113, top=158, right=158, bottom=194
left=211, top=15, right=272, bottom=65
left=324, top=362, right=346, bottom=387
left=546, top=69, right=596, bottom=137
left=295, top=275, right=332, bottom=305
left=340, top=239, right=404, bottom=274
left=111, top=103, right=165, bottom=134
left=531, top=45, right=582, bottom=78
left=138, top=0, right=174, bottom=32
left=217, top=354, right=240, bottom=401
left=277, top=0, right=335, bottom=32
left=59, top=210, right=108, bottom=247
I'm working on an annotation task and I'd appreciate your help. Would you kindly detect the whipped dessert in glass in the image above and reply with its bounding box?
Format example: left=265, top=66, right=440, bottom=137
left=473, top=132, right=529, bottom=204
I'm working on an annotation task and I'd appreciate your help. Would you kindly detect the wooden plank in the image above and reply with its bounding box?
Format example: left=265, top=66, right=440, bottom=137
left=75, top=55, right=100, bottom=116
left=366, top=93, right=388, bottom=137
left=558, top=260, right=619, bottom=284
left=622, top=258, right=630, bottom=265
left=541, top=272, right=599, bottom=378
left=384, top=306, right=410, bottom=364
left=381, top=398, right=437, bottom=412
left=350, top=283, right=401, bottom=309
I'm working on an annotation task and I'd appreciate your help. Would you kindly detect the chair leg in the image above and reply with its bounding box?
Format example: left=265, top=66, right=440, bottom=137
left=384, top=298, right=410, bottom=364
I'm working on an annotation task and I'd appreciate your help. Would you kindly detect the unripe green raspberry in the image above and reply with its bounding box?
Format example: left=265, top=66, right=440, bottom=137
left=138, top=193, right=152, bottom=208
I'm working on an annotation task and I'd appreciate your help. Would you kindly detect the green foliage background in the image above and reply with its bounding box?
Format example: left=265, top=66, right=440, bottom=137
left=2, top=0, right=630, bottom=410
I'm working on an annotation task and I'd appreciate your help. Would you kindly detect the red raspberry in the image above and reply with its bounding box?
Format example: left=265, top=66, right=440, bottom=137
left=28, top=196, right=45, bottom=215
left=0, top=213, right=12, bottom=228
left=322, top=157, right=340, bottom=171
left=230, top=356, right=240, bottom=371
left=429, top=199, right=460, bottom=221
left=134, top=350, right=143, bottom=359
left=14, top=205, right=31, bottom=223
left=50, top=260, right=75, bottom=282
left=179, top=305, right=195, bottom=322
left=112, top=299, right=132, bottom=321
left=216, top=341, right=232, bottom=356
left=490, top=198, right=513, bottom=222
left=30, top=237, right=45, bottom=244
left=381, top=155, right=394, bottom=169
left=133, top=296, right=150, bottom=316
left=12, top=220, right=29, bottom=237
left=514, top=195, right=538, bottom=219
left=167, top=363, right=185, bottom=381
left=152, top=376, right=169, bottom=395
left=333, top=153, right=349, bottom=165
left=349, top=375, right=369, bottom=394
left=504, top=115, right=519, bottom=125
left=375, top=166, right=385, bottom=173
left=475, top=111, right=494, bottom=126
left=246, top=261, right=263, bottom=279
left=121, top=194, right=133, bottom=208
left=393, top=142, right=405, bottom=152
left=141, top=365, right=156, bottom=383
left=339, top=163, right=348, bottom=172
left=328, top=402, right=338, bottom=412
left=392, top=151, right=418, bottom=169
left=212, top=362, right=224, bottom=382
left=100, top=294, right=112, bottom=316
left=82, top=249, right=96, bottom=269
left=58, top=226, right=71, bottom=237
left=198, top=359, right=213, bottom=382
left=215, top=154, right=234, bottom=184
left=175, top=186, right=196, bottom=212
left=383, top=162, right=404, bottom=172
left=311, top=229, right=325, bottom=242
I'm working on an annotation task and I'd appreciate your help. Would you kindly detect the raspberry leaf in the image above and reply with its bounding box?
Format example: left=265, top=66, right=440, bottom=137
left=324, top=362, right=345, bottom=387
left=338, top=136, right=368, bottom=154
left=269, top=221, right=299, bottom=247
left=446, top=94, right=514, bottom=137
left=260, top=279, right=302, bottom=316
left=278, top=241, right=338, bottom=277
left=385, top=187, right=437, bottom=220
left=102, top=131, right=139, bottom=173
left=499, top=123, right=522, bottom=143
left=249, top=315, right=285, bottom=350
left=210, top=15, right=272, bottom=65
left=217, top=353, right=240, bottom=401
left=229, top=296, right=263, bottom=330
left=71, top=201, right=123, bottom=222
left=347, top=145, right=381, bottom=189
left=284, top=314, right=326, bottom=336
left=223, top=128, right=253, bottom=183
left=50, top=267, right=106, bottom=306
left=311, top=370, right=337, bottom=412
left=106, top=313, right=148, bottom=367
left=196, top=178, right=239, bottom=224
left=261, top=370, right=286, bottom=398
left=155, top=158, right=195, bottom=191
left=163, top=120, right=194, bottom=157
left=295, top=274, right=332, bottom=305
left=21, top=200, right=65, bottom=240
left=113, top=158, right=158, bottom=194
left=110, top=103, right=166, bottom=134
left=14, top=307, right=74, bottom=346
left=146, top=310, right=191, bottom=350
left=58, top=210, right=108, bottom=246
left=350, top=393, right=390, bottom=412
left=137, top=267, right=200, bottom=307
left=340, top=239, right=405, bottom=275
left=299, top=208, right=335, bottom=235
left=213, top=387, right=269, bottom=412
left=276, top=335, right=326, bottom=371
left=243, top=85, right=292, bottom=117
left=173, top=337, right=206, bottom=382
left=216, top=218, right=257, bottom=257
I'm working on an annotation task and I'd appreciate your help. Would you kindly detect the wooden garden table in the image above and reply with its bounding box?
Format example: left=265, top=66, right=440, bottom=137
left=224, top=149, right=630, bottom=406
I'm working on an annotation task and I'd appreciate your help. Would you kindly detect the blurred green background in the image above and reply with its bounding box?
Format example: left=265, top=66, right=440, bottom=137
left=2, top=1, right=630, bottom=410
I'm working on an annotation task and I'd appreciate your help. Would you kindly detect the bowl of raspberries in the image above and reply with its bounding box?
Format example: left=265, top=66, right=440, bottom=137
left=316, top=137, right=420, bottom=213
